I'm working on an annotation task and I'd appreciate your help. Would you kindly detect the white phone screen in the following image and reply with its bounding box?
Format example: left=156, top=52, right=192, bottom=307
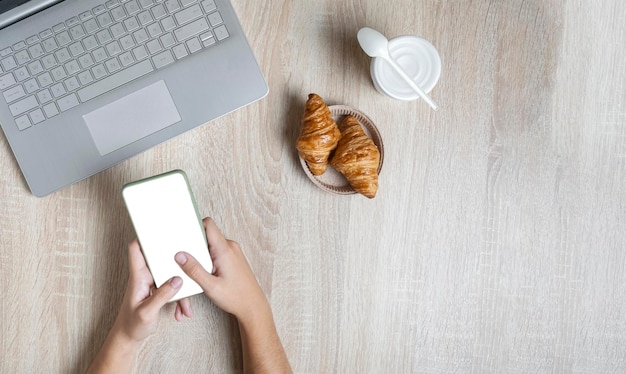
left=122, top=170, right=213, bottom=302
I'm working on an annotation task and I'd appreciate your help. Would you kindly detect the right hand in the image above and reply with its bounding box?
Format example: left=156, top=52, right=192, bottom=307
left=174, top=217, right=269, bottom=322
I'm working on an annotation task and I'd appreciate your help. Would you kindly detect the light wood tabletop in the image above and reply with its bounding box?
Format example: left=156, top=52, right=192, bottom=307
left=2, top=0, right=626, bottom=373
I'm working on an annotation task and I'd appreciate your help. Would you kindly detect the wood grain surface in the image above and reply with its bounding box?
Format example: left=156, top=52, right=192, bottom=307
left=1, top=0, right=625, bottom=373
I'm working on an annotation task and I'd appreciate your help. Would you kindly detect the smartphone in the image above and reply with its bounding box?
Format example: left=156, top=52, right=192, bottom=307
left=122, top=170, right=213, bottom=302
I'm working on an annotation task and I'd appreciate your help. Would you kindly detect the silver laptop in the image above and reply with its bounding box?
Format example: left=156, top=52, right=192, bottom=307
left=0, top=0, right=267, bottom=196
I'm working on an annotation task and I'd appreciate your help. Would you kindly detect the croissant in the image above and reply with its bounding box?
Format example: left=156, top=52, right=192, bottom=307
left=330, top=115, right=380, bottom=198
left=296, top=94, right=341, bottom=175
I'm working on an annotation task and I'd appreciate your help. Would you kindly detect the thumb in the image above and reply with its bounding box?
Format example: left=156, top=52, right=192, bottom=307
left=141, top=276, right=183, bottom=313
left=175, top=252, right=215, bottom=293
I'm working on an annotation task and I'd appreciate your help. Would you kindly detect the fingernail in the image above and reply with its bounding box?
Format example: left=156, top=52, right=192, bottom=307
left=171, top=276, right=182, bottom=288
left=175, top=252, right=187, bottom=265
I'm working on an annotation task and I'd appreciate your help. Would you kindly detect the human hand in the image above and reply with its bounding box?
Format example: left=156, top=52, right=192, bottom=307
left=113, top=239, right=193, bottom=343
left=174, top=217, right=269, bottom=323
left=87, top=240, right=194, bottom=373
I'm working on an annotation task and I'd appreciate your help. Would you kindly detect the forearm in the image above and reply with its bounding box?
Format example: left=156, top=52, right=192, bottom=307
left=86, top=324, right=140, bottom=374
left=237, top=303, right=291, bottom=374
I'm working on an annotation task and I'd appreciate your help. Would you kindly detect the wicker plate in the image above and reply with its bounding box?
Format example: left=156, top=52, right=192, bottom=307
left=299, top=105, right=384, bottom=195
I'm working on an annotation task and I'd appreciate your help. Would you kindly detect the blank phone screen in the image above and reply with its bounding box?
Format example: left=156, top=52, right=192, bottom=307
left=122, top=170, right=213, bottom=302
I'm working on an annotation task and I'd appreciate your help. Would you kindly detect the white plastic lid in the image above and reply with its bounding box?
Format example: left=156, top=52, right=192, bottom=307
left=370, top=36, right=441, bottom=101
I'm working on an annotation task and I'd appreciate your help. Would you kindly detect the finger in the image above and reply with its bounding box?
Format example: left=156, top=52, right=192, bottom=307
left=178, top=297, right=193, bottom=318
left=141, top=276, right=183, bottom=314
left=127, top=239, right=148, bottom=274
left=175, top=302, right=182, bottom=321
left=202, top=217, right=229, bottom=258
left=175, top=251, right=216, bottom=293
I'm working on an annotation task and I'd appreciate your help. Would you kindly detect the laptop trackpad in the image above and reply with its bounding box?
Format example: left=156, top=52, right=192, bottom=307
left=83, top=80, right=181, bottom=155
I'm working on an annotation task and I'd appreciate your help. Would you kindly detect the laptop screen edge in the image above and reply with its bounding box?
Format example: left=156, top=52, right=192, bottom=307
left=0, top=0, right=62, bottom=30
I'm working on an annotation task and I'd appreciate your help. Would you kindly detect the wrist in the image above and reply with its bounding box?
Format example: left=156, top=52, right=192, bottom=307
left=86, top=323, right=141, bottom=374
left=105, top=322, right=142, bottom=357
left=236, top=298, right=272, bottom=330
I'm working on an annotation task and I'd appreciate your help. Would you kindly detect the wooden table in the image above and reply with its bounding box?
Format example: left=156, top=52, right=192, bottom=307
left=2, top=0, right=625, bottom=372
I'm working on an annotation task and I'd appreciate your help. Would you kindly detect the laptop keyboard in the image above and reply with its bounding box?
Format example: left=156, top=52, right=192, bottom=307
left=0, top=0, right=230, bottom=131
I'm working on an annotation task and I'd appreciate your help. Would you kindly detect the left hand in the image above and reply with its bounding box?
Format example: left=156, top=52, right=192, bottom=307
left=113, top=239, right=193, bottom=342
left=87, top=240, right=194, bottom=373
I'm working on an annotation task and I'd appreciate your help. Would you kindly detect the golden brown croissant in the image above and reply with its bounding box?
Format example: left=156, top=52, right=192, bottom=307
left=296, top=94, right=341, bottom=175
left=330, top=115, right=380, bottom=198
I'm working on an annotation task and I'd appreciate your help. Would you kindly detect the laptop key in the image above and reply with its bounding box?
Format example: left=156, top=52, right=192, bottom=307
left=213, top=25, right=229, bottom=41
left=174, top=18, right=209, bottom=41
left=125, top=0, right=141, bottom=15
left=70, top=25, right=87, bottom=40
left=43, top=102, right=59, bottom=118
left=1, top=56, right=17, bottom=71
left=97, top=12, right=114, bottom=27
left=201, top=0, right=216, bottom=13
left=57, top=93, right=79, bottom=111
left=28, top=60, right=44, bottom=75
left=152, top=4, right=167, bottom=19
left=65, top=60, right=81, bottom=75
left=30, top=108, right=45, bottom=124
left=83, top=35, right=99, bottom=50
left=37, top=72, right=54, bottom=87
left=133, top=29, right=149, bottom=44
left=175, top=4, right=202, bottom=25
left=165, top=0, right=181, bottom=13
left=139, top=0, right=154, bottom=8
left=207, top=11, right=222, bottom=27
left=119, top=52, right=135, bottom=66
left=37, top=88, right=53, bottom=103
left=152, top=50, right=174, bottom=68
left=39, top=29, right=53, bottom=39
left=111, top=6, right=127, bottom=22
left=84, top=18, right=100, bottom=34
left=132, top=45, right=148, bottom=60
left=42, top=54, right=58, bottom=69
left=28, top=44, right=45, bottom=59
left=146, top=40, right=161, bottom=54
left=42, top=38, right=58, bottom=52
left=51, top=83, right=67, bottom=98
left=15, top=115, right=32, bottom=130
left=138, top=11, right=153, bottom=25
left=0, top=73, right=17, bottom=89
left=78, top=71, right=94, bottom=85
left=124, top=17, right=140, bottom=32
left=26, top=35, right=40, bottom=45
left=111, top=23, right=126, bottom=38
left=15, top=50, right=31, bottom=65
left=51, top=66, right=67, bottom=81
left=12, top=41, right=27, bottom=51
left=161, top=16, right=176, bottom=31
left=24, top=78, right=39, bottom=93
left=68, top=42, right=84, bottom=57
left=147, top=23, right=163, bottom=37
left=9, top=95, right=38, bottom=116
left=56, top=31, right=72, bottom=46
left=172, top=44, right=188, bottom=59
left=93, top=5, right=107, bottom=14
left=80, top=10, right=93, bottom=21
left=104, top=57, right=121, bottom=73
left=160, top=33, right=175, bottom=48
left=14, top=66, right=30, bottom=81
left=64, top=76, right=80, bottom=91
left=77, top=59, right=154, bottom=102
left=186, top=37, right=201, bottom=53
left=65, top=17, right=80, bottom=27
left=3, top=85, right=26, bottom=103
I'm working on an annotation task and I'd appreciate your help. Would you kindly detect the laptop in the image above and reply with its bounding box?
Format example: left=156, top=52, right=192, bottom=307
left=0, top=0, right=268, bottom=197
